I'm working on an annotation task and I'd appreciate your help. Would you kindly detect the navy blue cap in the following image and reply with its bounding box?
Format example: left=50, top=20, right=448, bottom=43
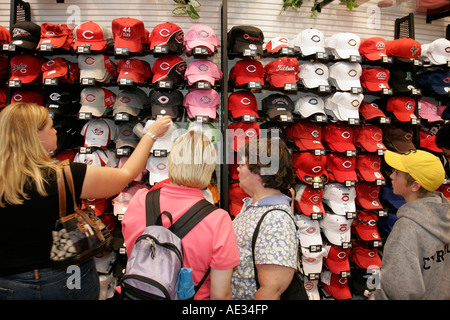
left=417, top=69, right=450, bottom=95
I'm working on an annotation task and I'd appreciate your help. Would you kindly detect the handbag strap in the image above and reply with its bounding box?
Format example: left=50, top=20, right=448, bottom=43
left=251, top=208, right=297, bottom=290
left=56, top=165, right=66, bottom=217
left=62, top=164, right=80, bottom=211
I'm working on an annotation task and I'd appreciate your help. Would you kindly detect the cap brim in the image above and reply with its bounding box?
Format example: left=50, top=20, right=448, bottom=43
left=326, top=141, right=356, bottom=153
left=186, top=105, right=217, bottom=119
left=267, top=108, right=293, bottom=119
left=185, top=73, right=217, bottom=86
left=232, top=39, right=263, bottom=55
left=300, top=46, right=325, bottom=56
left=362, top=80, right=389, bottom=92
left=114, top=38, right=143, bottom=52
left=301, top=78, right=329, bottom=88
left=384, top=150, right=407, bottom=172
left=37, top=35, right=69, bottom=49
left=113, top=106, right=141, bottom=116
left=357, top=169, right=383, bottom=182
left=79, top=105, right=107, bottom=117
left=73, top=40, right=108, bottom=51
left=294, top=138, right=324, bottom=151
left=325, top=199, right=356, bottom=215
left=333, top=79, right=361, bottom=91
left=353, top=225, right=380, bottom=241
left=331, top=169, right=358, bottom=183
left=362, top=52, right=386, bottom=61
left=268, top=74, right=297, bottom=88
left=234, top=75, right=264, bottom=86
left=11, top=39, right=39, bottom=50
left=152, top=105, right=179, bottom=118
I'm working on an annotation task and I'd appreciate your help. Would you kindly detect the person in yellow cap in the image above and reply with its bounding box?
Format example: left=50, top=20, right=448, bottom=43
left=372, top=149, right=450, bottom=300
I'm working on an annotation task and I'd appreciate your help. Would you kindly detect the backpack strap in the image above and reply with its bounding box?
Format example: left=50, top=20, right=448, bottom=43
left=145, top=188, right=174, bottom=227
left=251, top=208, right=297, bottom=290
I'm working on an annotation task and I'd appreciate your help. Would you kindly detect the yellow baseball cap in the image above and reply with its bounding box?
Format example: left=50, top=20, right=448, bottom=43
left=384, top=149, right=445, bottom=191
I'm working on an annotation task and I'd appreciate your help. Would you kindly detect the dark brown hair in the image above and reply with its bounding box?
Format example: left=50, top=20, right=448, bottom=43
left=243, top=138, right=295, bottom=191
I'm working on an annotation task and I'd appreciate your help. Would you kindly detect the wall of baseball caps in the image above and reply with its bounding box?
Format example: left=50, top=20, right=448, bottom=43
left=1, top=0, right=450, bottom=300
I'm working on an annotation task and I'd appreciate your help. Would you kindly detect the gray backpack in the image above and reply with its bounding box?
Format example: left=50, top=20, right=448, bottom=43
left=119, top=188, right=216, bottom=300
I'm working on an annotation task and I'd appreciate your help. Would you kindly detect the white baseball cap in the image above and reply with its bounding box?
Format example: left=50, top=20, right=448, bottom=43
left=293, top=28, right=325, bottom=56
left=300, top=247, right=325, bottom=276
left=144, top=120, right=180, bottom=153
left=299, top=62, right=329, bottom=88
left=326, top=32, right=361, bottom=59
left=79, top=87, right=116, bottom=117
left=329, top=62, right=362, bottom=91
left=319, top=211, right=353, bottom=246
left=421, top=38, right=450, bottom=65
left=330, top=92, right=363, bottom=121
left=147, top=155, right=169, bottom=185
left=295, top=214, right=323, bottom=248
left=74, top=149, right=117, bottom=167
left=294, top=94, right=326, bottom=119
left=322, top=183, right=356, bottom=216
left=81, top=118, right=117, bottom=148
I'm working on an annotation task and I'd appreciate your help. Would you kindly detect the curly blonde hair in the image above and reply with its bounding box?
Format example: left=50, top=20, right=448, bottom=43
left=0, top=102, right=59, bottom=207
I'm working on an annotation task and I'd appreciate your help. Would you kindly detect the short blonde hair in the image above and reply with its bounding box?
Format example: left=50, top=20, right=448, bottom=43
left=168, top=130, right=216, bottom=189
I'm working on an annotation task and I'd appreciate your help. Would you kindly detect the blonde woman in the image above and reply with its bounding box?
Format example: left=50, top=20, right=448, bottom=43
left=0, top=102, right=171, bottom=300
left=123, top=130, right=239, bottom=300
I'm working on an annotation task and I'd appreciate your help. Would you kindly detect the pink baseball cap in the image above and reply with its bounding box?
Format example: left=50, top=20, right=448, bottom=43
left=184, top=60, right=223, bottom=86
left=183, top=24, right=220, bottom=53
left=183, top=89, right=220, bottom=119
left=418, top=99, right=443, bottom=122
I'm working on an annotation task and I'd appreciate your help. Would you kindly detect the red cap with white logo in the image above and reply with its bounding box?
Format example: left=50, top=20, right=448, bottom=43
left=229, top=59, right=264, bottom=86
left=227, top=121, right=260, bottom=152
left=326, top=153, right=358, bottom=183
left=355, top=154, right=384, bottom=182
left=286, top=120, right=324, bottom=151
left=37, top=23, right=72, bottom=50
left=322, top=122, right=356, bottom=153
left=117, top=58, right=152, bottom=85
left=264, top=57, right=300, bottom=88
left=228, top=90, right=259, bottom=119
left=9, top=54, right=45, bottom=83
left=73, top=21, right=113, bottom=51
left=294, top=183, right=325, bottom=216
left=361, top=68, right=390, bottom=92
left=151, top=55, right=186, bottom=84
left=355, top=182, right=383, bottom=210
left=112, top=17, right=147, bottom=53
left=359, top=37, right=387, bottom=61
left=386, top=96, right=416, bottom=122
left=292, top=152, right=328, bottom=185
left=351, top=210, right=381, bottom=241
left=149, top=22, right=184, bottom=52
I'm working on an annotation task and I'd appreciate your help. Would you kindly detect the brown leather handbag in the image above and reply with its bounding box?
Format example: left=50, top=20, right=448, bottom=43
left=50, top=160, right=112, bottom=268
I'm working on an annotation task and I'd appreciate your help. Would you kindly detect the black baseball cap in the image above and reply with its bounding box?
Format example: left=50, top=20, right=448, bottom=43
left=45, top=87, right=81, bottom=116
left=228, top=25, right=264, bottom=55
left=388, top=66, right=416, bottom=92
left=149, top=88, right=183, bottom=118
left=10, top=21, right=41, bottom=50
left=262, top=93, right=294, bottom=119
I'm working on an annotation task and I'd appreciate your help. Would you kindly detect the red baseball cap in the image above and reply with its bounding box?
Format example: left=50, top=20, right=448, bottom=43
left=353, top=124, right=386, bottom=152
left=359, top=37, right=387, bottom=61
left=0, top=25, right=11, bottom=45
left=359, top=100, right=386, bottom=120
left=355, top=154, right=384, bottom=182
left=0, top=86, right=6, bottom=109
left=37, top=23, right=72, bottom=50
left=326, top=153, right=357, bottom=183
left=41, top=57, right=69, bottom=80
left=294, top=183, right=325, bottom=216
left=323, top=244, right=351, bottom=274
left=349, top=241, right=382, bottom=269
left=229, top=59, right=264, bottom=86
left=117, top=58, right=152, bottom=84
left=386, top=96, right=416, bottom=122
left=321, top=271, right=352, bottom=300
left=112, top=17, right=147, bottom=53
left=386, top=38, right=421, bottom=60
left=292, top=152, right=328, bottom=185
left=11, top=89, right=44, bottom=106
left=264, top=57, right=300, bottom=88
left=151, top=55, right=186, bottom=84
left=228, top=90, right=259, bottom=119
left=419, top=130, right=442, bottom=153
left=351, top=210, right=381, bottom=241
left=149, top=22, right=184, bottom=52
left=355, top=182, right=383, bottom=210
left=360, top=68, right=390, bottom=92
left=286, top=121, right=324, bottom=151
left=322, top=122, right=356, bottom=153
left=9, top=54, right=45, bottom=83
left=228, top=182, right=249, bottom=217
left=73, top=21, right=112, bottom=51
left=227, top=121, right=260, bottom=152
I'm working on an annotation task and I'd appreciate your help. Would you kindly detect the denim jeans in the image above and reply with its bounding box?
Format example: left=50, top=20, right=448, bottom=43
left=0, top=259, right=100, bottom=300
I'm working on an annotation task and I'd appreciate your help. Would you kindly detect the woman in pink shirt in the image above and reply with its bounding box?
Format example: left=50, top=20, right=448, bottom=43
left=123, top=130, right=239, bottom=300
